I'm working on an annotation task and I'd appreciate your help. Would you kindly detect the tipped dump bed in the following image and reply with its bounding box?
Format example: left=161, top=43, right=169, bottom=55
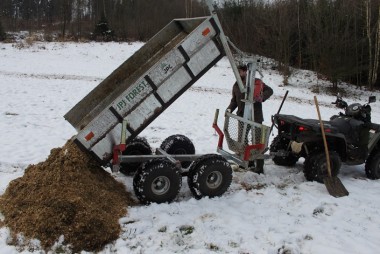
left=65, top=16, right=225, bottom=162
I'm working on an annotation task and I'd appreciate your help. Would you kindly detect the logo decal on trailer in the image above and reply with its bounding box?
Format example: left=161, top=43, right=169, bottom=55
left=161, top=62, right=173, bottom=74
left=115, top=79, right=150, bottom=111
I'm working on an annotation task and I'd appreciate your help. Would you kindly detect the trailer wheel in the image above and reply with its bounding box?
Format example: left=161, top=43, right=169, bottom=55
left=303, top=151, right=341, bottom=183
left=365, top=150, right=380, bottom=179
left=130, top=136, right=150, bottom=148
left=120, top=137, right=152, bottom=176
left=187, top=154, right=232, bottom=199
left=269, top=135, right=299, bottom=166
left=133, top=159, right=181, bottom=204
left=160, top=134, right=195, bottom=168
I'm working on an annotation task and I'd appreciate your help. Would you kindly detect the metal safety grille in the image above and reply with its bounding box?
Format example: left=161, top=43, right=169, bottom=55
left=223, top=112, right=270, bottom=158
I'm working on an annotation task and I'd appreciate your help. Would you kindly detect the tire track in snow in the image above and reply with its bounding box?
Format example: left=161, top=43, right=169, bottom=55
left=0, top=70, right=102, bottom=82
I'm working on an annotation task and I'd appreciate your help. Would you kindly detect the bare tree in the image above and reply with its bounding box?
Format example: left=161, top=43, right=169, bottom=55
left=61, top=0, right=73, bottom=39
left=372, top=4, right=380, bottom=87
left=1, top=0, right=378, bottom=89
left=0, top=19, right=6, bottom=41
left=185, top=0, right=193, bottom=18
left=366, top=0, right=374, bottom=89
left=365, top=0, right=380, bottom=89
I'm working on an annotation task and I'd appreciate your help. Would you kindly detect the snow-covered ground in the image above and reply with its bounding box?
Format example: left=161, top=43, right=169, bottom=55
left=0, top=41, right=380, bottom=254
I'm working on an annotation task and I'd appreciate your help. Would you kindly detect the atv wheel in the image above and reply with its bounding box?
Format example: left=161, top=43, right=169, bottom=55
left=303, top=151, right=341, bottom=183
left=160, top=134, right=195, bottom=168
left=120, top=136, right=152, bottom=176
left=187, top=154, right=232, bottom=199
left=365, top=150, right=380, bottom=179
left=133, top=159, right=181, bottom=204
left=269, top=135, right=299, bottom=166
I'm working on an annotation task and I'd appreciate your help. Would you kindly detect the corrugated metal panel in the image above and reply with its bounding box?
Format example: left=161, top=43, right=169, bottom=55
left=180, top=19, right=216, bottom=57
left=91, top=123, right=131, bottom=160
left=76, top=110, right=119, bottom=149
left=148, top=48, right=186, bottom=86
left=187, top=40, right=220, bottom=76
left=157, top=67, right=192, bottom=103
left=127, top=95, right=162, bottom=131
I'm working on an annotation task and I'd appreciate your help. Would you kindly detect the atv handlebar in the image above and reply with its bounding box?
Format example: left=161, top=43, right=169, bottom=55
left=332, top=94, right=376, bottom=123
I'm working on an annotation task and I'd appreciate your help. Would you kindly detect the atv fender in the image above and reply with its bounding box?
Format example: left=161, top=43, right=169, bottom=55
left=327, top=133, right=347, bottom=161
left=368, top=130, right=380, bottom=154
left=304, top=133, right=347, bottom=162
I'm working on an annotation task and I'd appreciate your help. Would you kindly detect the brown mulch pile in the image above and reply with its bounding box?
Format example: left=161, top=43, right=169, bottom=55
left=0, top=139, right=135, bottom=252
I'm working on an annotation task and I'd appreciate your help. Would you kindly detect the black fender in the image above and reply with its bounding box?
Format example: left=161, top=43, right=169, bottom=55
left=368, top=126, right=380, bottom=154
left=303, top=133, right=347, bottom=161
left=329, top=134, right=348, bottom=162
left=368, top=133, right=380, bottom=155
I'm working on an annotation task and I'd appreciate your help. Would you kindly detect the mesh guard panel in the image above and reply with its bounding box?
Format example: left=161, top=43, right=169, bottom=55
left=223, top=113, right=270, bottom=160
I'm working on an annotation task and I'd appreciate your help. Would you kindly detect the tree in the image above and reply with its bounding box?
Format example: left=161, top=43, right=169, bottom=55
left=0, top=0, right=379, bottom=89
left=93, top=12, right=114, bottom=41
left=61, top=0, right=73, bottom=39
left=0, top=19, right=6, bottom=41
left=366, top=0, right=380, bottom=89
left=372, top=3, right=380, bottom=88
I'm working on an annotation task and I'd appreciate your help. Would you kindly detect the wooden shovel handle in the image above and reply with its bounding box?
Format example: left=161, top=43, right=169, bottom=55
left=314, top=96, right=332, bottom=177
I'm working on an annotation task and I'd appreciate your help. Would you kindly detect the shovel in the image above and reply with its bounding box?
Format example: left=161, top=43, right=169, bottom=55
left=314, top=96, right=349, bottom=198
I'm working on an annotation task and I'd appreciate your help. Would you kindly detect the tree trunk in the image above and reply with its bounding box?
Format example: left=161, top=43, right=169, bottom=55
left=366, top=0, right=373, bottom=89
left=297, top=0, right=302, bottom=68
left=372, top=4, right=380, bottom=86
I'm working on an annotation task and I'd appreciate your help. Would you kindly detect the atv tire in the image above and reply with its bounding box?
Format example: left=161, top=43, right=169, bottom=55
left=303, top=151, right=341, bottom=183
left=269, top=135, right=299, bottom=166
left=133, top=159, right=182, bottom=204
left=160, top=134, right=195, bottom=168
left=365, top=150, right=380, bottom=179
left=187, top=154, right=232, bottom=199
left=120, top=136, right=152, bottom=176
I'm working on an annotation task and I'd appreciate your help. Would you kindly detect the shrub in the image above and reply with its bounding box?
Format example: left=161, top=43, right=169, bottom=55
left=92, top=13, right=115, bottom=41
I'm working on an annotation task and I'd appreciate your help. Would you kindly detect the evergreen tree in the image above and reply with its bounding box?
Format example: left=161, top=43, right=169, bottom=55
left=0, top=19, right=6, bottom=41
left=93, top=13, right=115, bottom=41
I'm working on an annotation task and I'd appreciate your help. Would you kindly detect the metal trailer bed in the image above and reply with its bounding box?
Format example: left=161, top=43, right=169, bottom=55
left=65, top=16, right=225, bottom=163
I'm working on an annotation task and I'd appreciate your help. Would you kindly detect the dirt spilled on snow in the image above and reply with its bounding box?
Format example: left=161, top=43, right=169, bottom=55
left=0, top=139, right=135, bottom=252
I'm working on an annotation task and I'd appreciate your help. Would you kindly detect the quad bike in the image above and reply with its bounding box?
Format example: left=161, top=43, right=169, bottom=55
left=270, top=94, right=380, bottom=182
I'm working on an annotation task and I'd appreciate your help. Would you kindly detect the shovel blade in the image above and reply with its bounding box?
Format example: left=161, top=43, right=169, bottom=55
left=323, top=177, right=349, bottom=198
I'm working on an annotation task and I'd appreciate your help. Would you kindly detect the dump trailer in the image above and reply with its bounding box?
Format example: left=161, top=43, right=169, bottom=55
left=65, top=16, right=224, bottom=163
left=65, top=5, right=271, bottom=204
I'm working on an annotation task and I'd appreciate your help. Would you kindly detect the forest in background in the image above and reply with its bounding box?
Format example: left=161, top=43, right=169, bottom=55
left=0, top=0, right=380, bottom=89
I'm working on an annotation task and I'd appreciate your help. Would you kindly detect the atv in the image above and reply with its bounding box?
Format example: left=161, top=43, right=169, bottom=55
left=269, top=94, right=380, bottom=182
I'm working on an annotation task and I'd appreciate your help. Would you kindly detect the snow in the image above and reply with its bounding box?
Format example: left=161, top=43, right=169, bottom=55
left=1, top=41, right=380, bottom=254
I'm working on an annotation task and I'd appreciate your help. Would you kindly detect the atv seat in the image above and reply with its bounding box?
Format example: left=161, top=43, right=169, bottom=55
left=275, top=114, right=339, bottom=133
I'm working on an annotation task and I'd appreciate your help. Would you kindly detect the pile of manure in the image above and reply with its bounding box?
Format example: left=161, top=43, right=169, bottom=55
left=0, top=139, right=135, bottom=252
